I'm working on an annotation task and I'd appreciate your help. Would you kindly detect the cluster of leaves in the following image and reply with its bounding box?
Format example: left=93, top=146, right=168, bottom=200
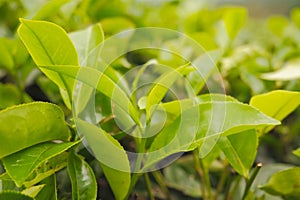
left=0, top=0, right=300, bottom=200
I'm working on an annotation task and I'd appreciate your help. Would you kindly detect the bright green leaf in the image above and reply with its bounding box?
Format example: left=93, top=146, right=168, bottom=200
left=146, top=63, right=194, bottom=119
left=0, top=38, right=14, bottom=70
left=75, top=119, right=131, bottom=200
left=267, top=16, right=288, bottom=37
left=0, top=83, right=22, bottom=109
left=260, top=167, right=300, bottom=199
left=40, top=64, right=139, bottom=126
left=18, top=19, right=79, bottom=108
left=21, top=185, right=45, bottom=198
left=222, top=7, right=248, bottom=39
left=250, top=90, right=300, bottom=133
left=218, top=129, right=258, bottom=177
left=3, top=141, right=79, bottom=186
left=67, top=151, right=97, bottom=200
left=161, top=93, right=237, bottom=118
left=291, top=7, right=300, bottom=28
left=33, top=0, right=71, bottom=20
left=0, top=102, right=70, bottom=158
left=144, top=102, right=279, bottom=170
left=293, top=148, right=300, bottom=158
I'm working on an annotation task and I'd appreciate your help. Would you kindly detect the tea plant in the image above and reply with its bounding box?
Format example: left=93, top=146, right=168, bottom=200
left=0, top=1, right=300, bottom=200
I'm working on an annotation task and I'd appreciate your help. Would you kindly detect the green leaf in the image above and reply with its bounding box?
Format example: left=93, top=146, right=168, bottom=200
left=218, top=129, right=258, bottom=177
left=0, top=83, right=22, bottom=109
left=161, top=93, right=237, bottom=118
left=21, top=185, right=45, bottom=198
left=164, top=160, right=201, bottom=198
left=69, top=23, right=105, bottom=114
left=0, top=38, right=14, bottom=70
left=260, top=167, right=300, bottom=199
left=250, top=90, right=300, bottom=133
left=2, top=141, right=79, bottom=187
left=187, top=50, right=222, bottom=95
left=18, top=19, right=79, bottom=108
left=69, top=23, right=104, bottom=66
left=32, top=0, right=71, bottom=20
left=23, top=152, right=68, bottom=187
left=0, top=102, right=70, bottom=158
left=75, top=119, right=130, bottom=200
left=67, top=151, right=97, bottom=200
left=261, top=60, right=300, bottom=81
left=291, top=7, right=300, bottom=28
left=222, top=7, right=248, bottom=39
left=35, top=175, right=57, bottom=200
left=293, top=148, right=300, bottom=158
left=144, top=102, right=279, bottom=170
left=146, top=63, right=194, bottom=119
left=0, top=173, right=19, bottom=192
left=0, top=191, right=34, bottom=200
left=40, top=65, right=139, bottom=126
left=267, top=16, right=288, bottom=37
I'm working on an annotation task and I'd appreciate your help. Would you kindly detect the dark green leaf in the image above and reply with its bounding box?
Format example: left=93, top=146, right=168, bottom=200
left=0, top=191, right=34, bottom=200
left=67, top=151, right=97, bottom=200
left=35, top=175, right=57, bottom=200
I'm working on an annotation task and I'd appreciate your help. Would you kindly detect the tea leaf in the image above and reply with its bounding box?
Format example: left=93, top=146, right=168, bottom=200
left=260, top=167, right=300, bottom=199
left=40, top=64, right=139, bottom=126
left=2, top=141, right=79, bottom=186
left=250, top=90, right=300, bottom=133
left=18, top=19, right=79, bottom=108
left=75, top=119, right=130, bottom=200
left=35, top=175, right=57, bottom=200
left=146, top=63, right=193, bottom=119
left=218, top=129, right=258, bottom=177
left=0, top=191, right=34, bottom=200
left=67, top=151, right=97, bottom=200
left=0, top=102, right=70, bottom=158
left=144, top=102, right=279, bottom=170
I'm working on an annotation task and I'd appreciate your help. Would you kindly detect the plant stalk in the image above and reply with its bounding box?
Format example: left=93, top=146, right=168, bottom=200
left=242, top=163, right=262, bottom=200
left=152, top=170, right=171, bottom=200
left=193, top=150, right=213, bottom=200
left=144, top=173, right=155, bottom=200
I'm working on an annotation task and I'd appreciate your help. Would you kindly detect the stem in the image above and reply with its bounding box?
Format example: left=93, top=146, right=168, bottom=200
left=152, top=170, right=171, bottom=200
left=127, top=135, right=147, bottom=198
left=242, top=163, right=262, bottom=200
left=193, top=150, right=213, bottom=200
left=193, top=150, right=206, bottom=199
left=214, top=162, right=229, bottom=200
left=227, top=173, right=241, bottom=200
left=144, top=173, right=155, bottom=200
left=200, top=158, right=213, bottom=200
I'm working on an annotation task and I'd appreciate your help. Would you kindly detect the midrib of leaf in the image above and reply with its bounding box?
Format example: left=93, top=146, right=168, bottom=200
left=23, top=22, right=73, bottom=100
